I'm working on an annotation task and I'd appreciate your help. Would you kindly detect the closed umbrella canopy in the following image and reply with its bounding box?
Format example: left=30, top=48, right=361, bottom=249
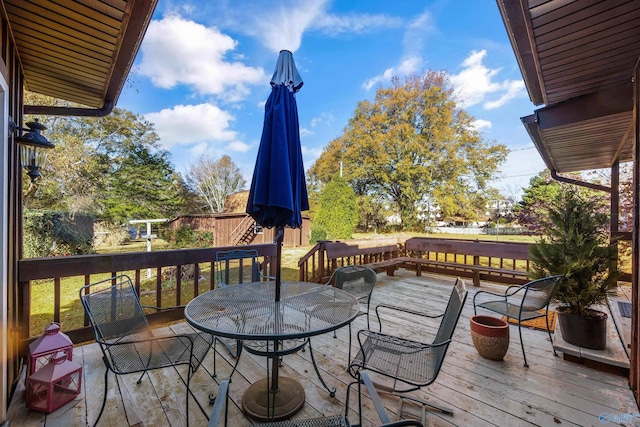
left=246, top=50, right=309, bottom=229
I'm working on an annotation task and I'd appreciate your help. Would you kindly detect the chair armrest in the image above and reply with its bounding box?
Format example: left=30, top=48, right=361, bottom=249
left=259, top=272, right=277, bottom=281
left=208, top=380, right=229, bottom=427
left=375, top=303, right=443, bottom=333
left=100, top=333, right=195, bottom=349
left=141, top=304, right=186, bottom=311
left=361, top=371, right=424, bottom=427
left=472, top=289, right=507, bottom=308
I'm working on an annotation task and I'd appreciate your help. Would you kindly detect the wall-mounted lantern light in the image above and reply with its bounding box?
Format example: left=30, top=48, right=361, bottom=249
left=15, top=118, right=55, bottom=183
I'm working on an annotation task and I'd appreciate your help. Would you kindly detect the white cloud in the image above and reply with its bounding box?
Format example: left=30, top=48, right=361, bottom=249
left=362, top=10, right=432, bottom=90
left=402, top=11, right=434, bottom=58
left=312, top=12, right=403, bottom=36
left=145, top=103, right=239, bottom=149
left=473, top=119, right=492, bottom=131
left=301, top=145, right=324, bottom=168
left=227, top=140, right=252, bottom=153
left=138, top=15, right=267, bottom=100
left=310, top=112, right=336, bottom=127
left=484, top=80, right=526, bottom=109
left=210, top=0, right=402, bottom=53
left=449, top=50, right=526, bottom=109
left=299, top=127, right=314, bottom=137
left=362, top=57, right=422, bottom=90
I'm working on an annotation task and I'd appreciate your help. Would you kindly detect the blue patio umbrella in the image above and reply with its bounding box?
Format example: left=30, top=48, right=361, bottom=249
left=246, top=50, right=309, bottom=300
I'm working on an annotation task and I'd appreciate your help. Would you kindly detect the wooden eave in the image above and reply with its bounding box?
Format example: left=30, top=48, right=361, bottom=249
left=2, top=0, right=157, bottom=112
left=497, top=0, right=640, bottom=173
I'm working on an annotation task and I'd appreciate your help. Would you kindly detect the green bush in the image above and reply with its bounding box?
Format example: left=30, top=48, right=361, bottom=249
left=310, top=227, right=327, bottom=244
left=162, top=225, right=213, bottom=248
left=314, top=176, right=358, bottom=240
left=23, top=210, right=94, bottom=258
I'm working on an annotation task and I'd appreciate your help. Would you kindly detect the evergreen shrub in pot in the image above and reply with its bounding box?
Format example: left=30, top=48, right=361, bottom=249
left=529, top=186, right=617, bottom=350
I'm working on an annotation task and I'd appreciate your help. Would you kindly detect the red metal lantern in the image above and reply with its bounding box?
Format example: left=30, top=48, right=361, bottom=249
left=28, top=322, right=73, bottom=378
left=26, top=351, right=82, bottom=413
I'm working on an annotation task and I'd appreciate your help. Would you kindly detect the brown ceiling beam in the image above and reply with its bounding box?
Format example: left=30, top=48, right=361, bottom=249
left=497, top=0, right=544, bottom=105
left=24, top=0, right=158, bottom=117
left=534, top=82, right=633, bottom=130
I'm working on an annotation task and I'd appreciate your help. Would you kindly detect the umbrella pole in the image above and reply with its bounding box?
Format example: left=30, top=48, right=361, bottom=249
left=271, top=225, right=284, bottom=394
left=274, top=226, right=284, bottom=301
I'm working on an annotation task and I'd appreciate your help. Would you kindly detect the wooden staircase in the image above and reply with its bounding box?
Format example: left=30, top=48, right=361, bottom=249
left=230, top=215, right=256, bottom=245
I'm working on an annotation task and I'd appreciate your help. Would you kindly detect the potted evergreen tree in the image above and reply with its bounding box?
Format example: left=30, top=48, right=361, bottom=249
left=529, top=186, right=617, bottom=350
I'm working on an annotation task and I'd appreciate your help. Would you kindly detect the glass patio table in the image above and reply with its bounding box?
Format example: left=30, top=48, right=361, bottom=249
left=184, top=281, right=359, bottom=422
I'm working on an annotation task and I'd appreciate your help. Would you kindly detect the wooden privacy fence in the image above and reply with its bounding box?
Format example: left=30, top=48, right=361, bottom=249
left=17, top=243, right=277, bottom=350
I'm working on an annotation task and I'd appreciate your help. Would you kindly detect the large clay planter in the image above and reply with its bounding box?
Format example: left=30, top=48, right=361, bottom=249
left=470, top=315, right=510, bottom=361
left=557, top=309, right=607, bottom=350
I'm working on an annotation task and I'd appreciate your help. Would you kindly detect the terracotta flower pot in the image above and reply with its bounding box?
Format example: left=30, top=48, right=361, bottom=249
left=470, top=315, right=510, bottom=361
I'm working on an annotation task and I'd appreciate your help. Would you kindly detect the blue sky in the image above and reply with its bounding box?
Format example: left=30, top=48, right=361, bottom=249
left=117, top=0, right=545, bottom=198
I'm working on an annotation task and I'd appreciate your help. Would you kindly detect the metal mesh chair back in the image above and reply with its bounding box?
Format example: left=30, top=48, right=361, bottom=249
left=79, top=275, right=211, bottom=374
left=215, top=249, right=262, bottom=287
left=331, top=265, right=376, bottom=309
left=433, top=278, right=469, bottom=347
left=79, top=275, right=214, bottom=427
left=521, top=275, right=562, bottom=311
left=80, top=275, right=152, bottom=346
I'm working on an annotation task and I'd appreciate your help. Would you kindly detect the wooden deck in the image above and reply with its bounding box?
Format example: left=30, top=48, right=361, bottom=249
left=7, top=270, right=640, bottom=426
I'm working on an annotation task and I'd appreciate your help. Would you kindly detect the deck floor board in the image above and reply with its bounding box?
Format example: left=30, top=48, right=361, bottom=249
left=8, top=270, right=639, bottom=426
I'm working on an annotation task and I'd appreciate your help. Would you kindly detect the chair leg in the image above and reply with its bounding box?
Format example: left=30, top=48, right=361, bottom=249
left=518, top=322, right=529, bottom=368
left=217, top=337, right=239, bottom=358
left=212, top=337, right=217, bottom=377
left=186, top=366, right=191, bottom=427
left=546, top=313, right=558, bottom=357
left=229, top=343, right=243, bottom=379
left=347, top=324, right=353, bottom=366
left=307, top=340, right=336, bottom=397
left=93, top=365, right=109, bottom=427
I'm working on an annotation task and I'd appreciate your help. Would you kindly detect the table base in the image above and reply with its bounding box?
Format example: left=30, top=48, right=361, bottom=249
left=242, top=377, right=305, bottom=422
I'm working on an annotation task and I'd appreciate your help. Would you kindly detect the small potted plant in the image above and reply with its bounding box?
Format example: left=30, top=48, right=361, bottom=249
left=529, top=186, right=617, bottom=350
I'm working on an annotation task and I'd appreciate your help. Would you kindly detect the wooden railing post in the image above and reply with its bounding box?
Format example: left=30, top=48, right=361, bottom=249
left=318, top=241, right=327, bottom=282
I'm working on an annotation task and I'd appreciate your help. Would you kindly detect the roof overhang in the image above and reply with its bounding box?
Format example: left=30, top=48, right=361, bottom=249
left=497, top=0, right=640, bottom=173
left=2, top=0, right=157, bottom=116
left=522, top=81, right=634, bottom=173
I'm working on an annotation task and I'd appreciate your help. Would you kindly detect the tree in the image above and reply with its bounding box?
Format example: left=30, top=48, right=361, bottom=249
left=24, top=92, right=189, bottom=222
left=185, top=154, right=246, bottom=213
left=514, top=171, right=560, bottom=234
left=516, top=169, right=608, bottom=234
left=309, top=72, right=508, bottom=229
left=313, top=176, right=358, bottom=240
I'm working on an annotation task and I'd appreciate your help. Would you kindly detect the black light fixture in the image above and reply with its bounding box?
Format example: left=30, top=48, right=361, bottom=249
left=16, top=118, right=55, bottom=183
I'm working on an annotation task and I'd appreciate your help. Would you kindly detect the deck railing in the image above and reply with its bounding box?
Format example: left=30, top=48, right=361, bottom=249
left=17, top=243, right=277, bottom=349
left=298, top=238, right=403, bottom=283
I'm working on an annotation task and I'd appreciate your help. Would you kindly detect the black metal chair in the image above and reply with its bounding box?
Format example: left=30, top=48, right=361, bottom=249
left=208, top=371, right=423, bottom=426
left=312, top=265, right=377, bottom=363
left=472, top=275, right=563, bottom=367
left=215, top=249, right=273, bottom=288
left=348, top=278, right=468, bottom=419
left=325, top=265, right=377, bottom=331
left=79, top=274, right=214, bottom=427
left=215, top=249, right=275, bottom=357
